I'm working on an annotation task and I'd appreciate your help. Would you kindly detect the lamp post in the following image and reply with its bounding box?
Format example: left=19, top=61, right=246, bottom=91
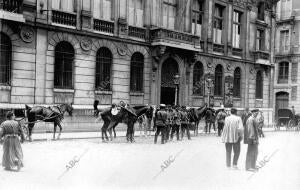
left=173, top=74, right=180, bottom=106
left=206, top=78, right=213, bottom=107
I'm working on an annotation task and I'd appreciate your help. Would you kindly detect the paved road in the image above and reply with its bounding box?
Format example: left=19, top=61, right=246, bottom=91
left=0, top=131, right=299, bottom=190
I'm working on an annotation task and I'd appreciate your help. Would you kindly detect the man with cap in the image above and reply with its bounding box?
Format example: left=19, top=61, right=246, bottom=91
left=216, top=105, right=227, bottom=137
left=154, top=104, right=168, bottom=144
left=221, top=108, right=243, bottom=169
left=244, top=109, right=260, bottom=172
left=180, top=106, right=191, bottom=140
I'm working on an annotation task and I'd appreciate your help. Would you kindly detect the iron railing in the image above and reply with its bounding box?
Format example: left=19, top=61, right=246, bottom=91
left=94, top=19, right=114, bottom=34
left=52, top=10, right=77, bottom=27
left=1, top=0, right=23, bottom=13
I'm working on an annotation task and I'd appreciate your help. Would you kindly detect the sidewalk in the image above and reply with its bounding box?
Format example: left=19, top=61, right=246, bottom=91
left=29, top=127, right=283, bottom=141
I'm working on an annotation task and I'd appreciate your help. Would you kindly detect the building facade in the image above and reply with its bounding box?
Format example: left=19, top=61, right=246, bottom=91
left=274, top=0, right=300, bottom=118
left=0, top=0, right=278, bottom=127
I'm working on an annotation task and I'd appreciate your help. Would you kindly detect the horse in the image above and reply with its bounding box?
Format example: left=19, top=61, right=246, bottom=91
left=187, top=104, right=207, bottom=136
left=104, top=104, right=154, bottom=143
left=203, top=107, right=216, bottom=133
left=25, top=103, right=73, bottom=141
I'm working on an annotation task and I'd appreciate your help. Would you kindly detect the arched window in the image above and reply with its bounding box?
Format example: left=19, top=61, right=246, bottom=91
left=0, top=32, right=12, bottom=85
left=193, top=62, right=204, bottom=95
left=256, top=71, right=263, bottom=99
left=278, top=62, right=289, bottom=84
left=233, top=67, right=241, bottom=97
left=96, top=47, right=112, bottom=91
left=214, top=64, right=223, bottom=96
left=54, top=41, right=74, bottom=89
left=130, top=52, right=144, bottom=92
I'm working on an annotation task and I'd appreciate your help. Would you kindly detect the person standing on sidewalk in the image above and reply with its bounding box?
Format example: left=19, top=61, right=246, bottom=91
left=221, top=108, right=243, bottom=169
left=244, top=109, right=260, bottom=172
left=154, top=104, right=168, bottom=144
left=216, top=105, right=227, bottom=137
left=0, top=111, right=25, bottom=171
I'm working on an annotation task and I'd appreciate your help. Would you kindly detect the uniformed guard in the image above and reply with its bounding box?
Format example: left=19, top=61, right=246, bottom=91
left=170, top=107, right=180, bottom=141
left=180, top=106, right=191, bottom=140
left=154, top=104, right=168, bottom=144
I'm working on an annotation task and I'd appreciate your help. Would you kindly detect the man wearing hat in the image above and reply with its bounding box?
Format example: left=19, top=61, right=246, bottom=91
left=216, top=105, right=227, bottom=137
left=154, top=104, right=168, bottom=144
left=244, top=109, right=260, bottom=172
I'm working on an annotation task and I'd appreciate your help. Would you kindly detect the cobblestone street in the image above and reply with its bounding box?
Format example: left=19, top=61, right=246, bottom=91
left=0, top=131, right=299, bottom=190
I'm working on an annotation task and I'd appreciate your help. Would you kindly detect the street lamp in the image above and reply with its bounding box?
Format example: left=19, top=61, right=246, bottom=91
left=173, top=74, right=180, bottom=106
left=206, top=78, right=214, bottom=107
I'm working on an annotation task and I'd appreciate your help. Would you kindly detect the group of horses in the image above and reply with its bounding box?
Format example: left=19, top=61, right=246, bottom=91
left=20, top=101, right=219, bottom=143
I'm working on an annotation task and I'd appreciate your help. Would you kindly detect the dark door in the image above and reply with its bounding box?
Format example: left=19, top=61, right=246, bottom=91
left=275, top=92, right=289, bottom=120
left=160, top=58, right=178, bottom=105
left=161, top=87, right=176, bottom=105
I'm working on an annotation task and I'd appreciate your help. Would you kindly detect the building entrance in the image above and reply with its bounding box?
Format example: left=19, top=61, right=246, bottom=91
left=160, top=58, right=179, bottom=105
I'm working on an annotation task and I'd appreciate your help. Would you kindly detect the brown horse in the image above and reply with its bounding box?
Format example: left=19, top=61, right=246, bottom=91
left=102, top=105, right=154, bottom=143
left=187, top=104, right=207, bottom=136
left=25, top=103, right=73, bottom=141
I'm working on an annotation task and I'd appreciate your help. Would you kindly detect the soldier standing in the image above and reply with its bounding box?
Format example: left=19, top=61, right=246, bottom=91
left=180, top=106, right=191, bottom=140
left=154, top=104, right=168, bottom=144
left=171, top=107, right=180, bottom=141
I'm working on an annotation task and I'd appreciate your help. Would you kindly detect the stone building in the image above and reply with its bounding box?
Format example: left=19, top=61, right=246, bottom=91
left=0, top=0, right=278, bottom=129
left=274, top=0, right=300, bottom=118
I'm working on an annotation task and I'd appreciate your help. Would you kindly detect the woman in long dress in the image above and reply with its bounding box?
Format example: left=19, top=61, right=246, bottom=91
left=0, top=111, right=25, bottom=171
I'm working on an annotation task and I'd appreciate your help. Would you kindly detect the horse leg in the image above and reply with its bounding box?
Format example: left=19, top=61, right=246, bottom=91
left=57, top=122, right=62, bottom=139
left=53, top=123, right=57, bottom=140
left=113, top=126, right=117, bottom=138
left=101, top=122, right=108, bottom=142
left=28, top=123, right=34, bottom=142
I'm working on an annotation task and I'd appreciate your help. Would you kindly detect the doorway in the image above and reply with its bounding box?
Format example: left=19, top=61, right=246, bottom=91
left=160, top=58, right=179, bottom=105
left=275, top=91, right=289, bottom=119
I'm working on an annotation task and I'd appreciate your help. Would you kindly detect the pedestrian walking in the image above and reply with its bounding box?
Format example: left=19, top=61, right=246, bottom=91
left=244, top=109, right=260, bottom=172
left=221, top=108, right=243, bottom=169
left=0, top=111, right=25, bottom=171
left=216, top=105, right=227, bottom=137
left=154, top=104, right=168, bottom=144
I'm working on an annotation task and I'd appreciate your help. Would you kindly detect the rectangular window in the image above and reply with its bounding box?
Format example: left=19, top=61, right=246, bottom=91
left=129, top=0, right=144, bottom=27
left=213, top=4, right=224, bottom=44
left=163, top=0, right=176, bottom=30
left=52, top=0, right=74, bottom=12
left=291, top=62, right=298, bottom=83
left=94, top=0, right=112, bottom=20
left=278, top=62, right=289, bottom=84
left=280, top=30, right=290, bottom=53
left=233, top=10, right=242, bottom=48
left=192, top=0, right=204, bottom=36
left=256, top=29, right=265, bottom=51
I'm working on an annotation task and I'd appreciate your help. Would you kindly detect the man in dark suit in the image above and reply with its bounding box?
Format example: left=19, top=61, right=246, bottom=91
left=154, top=104, right=168, bottom=144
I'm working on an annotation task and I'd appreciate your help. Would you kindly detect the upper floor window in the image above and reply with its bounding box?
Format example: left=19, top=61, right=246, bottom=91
left=257, top=2, right=265, bottom=21
left=52, top=0, right=75, bottom=12
left=94, top=0, right=112, bottom=21
left=163, top=0, right=176, bottom=30
left=130, top=52, right=144, bottom=92
left=281, top=0, right=290, bottom=19
left=256, top=29, right=265, bottom=51
left=96, top=47, right=112, bottom=91
left=278, top=62, right=289, bottom=84
left=233, top=10, right=242, bottom=48
left=192, top=0, right=204, bottom=36
left=255, top=71, right=263, bottom=99
left=54, top=41, right=74, bottom=89
left=193, top=62, right=204, bottom=95
left=129, top=0, right=144, bottom=27
left=233, top=67, right=241, bottom=97
left=280, top=30, right=290, bottom=53
left=214, top=64, right=223, bottom=96
left=0, top=32, right=11, bottom=85
left=213, top=4, right=225, bottom=44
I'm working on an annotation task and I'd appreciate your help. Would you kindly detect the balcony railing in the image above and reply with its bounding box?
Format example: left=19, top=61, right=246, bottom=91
left=252, top=50, right=270, bottom=60
left=213, top=43, right=225, bottom=54
left=232, top=47, right=243, bottom=57
left=1, top=0, right=22, bottom=13
left=128, top=26, right=146, bottom=40
left=150, top=28, right=200, bottom=45
left=52, top=10, right=76, bottom=27
left=94, top=19, right=114, bottom=34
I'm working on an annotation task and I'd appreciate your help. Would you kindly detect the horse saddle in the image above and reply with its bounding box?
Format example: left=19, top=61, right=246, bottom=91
left=111, top=107, right=120, bottom=115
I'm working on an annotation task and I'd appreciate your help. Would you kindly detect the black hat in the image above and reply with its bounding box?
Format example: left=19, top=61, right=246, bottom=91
left=251, top=109, right=259, bottom=113
left=6, top=111, right=14, bottom=119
